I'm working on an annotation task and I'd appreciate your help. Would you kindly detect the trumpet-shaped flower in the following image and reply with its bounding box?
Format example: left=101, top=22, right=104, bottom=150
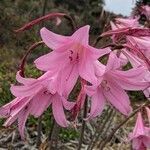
left=0, top=71, right=74, bottom=138
left=34, top=25, right=110, bottom=87
left=129, top=112, right=150, bottom=150
left=126, top=36, right=150, bottom=64
left=115, top=17, right=139, bottom=28
left=85, top=52, right=149, bottom=118
left=140, top=5, right=150, bottom=20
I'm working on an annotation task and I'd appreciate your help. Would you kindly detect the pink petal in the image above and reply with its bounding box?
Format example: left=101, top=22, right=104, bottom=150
left=30, top=91, right=52, bottom=117
left=84, top=85, right=98, bottom=96
left=122, top=48, right=144, bottom=68
left=106, top=52, right=121, bottom=72
left=88, top=88, right=105, bottom=119
left=59, top=63, right=79, bottom=96
left=40, top=27, right=69, bottom=50
left=16, top=71, right=36, bottom=85
left=113, top=67, right=147, bottom=80
left=10, top=84, right=42, bottom=97
left=52, top=94, right=68, bottom=127
left=115, top=18, right=139, bottom=27
left=34, top=50, right=68, bottom=71
left=103, top=82, right=132, bottom=116
left=110, top=72, right=149, bottom=91
left=144, top=88, right=150, bottom=100
left=93, top=61, right=106, bottom=77
left=132, top=112, right=145, bottom=138
left=132, top=138, right=142, bottom=150
left=110, top=21, right=118, bottom=30
left=61, top=97, right=75, bottom=110
left=101, top=27, right=130, bottom=37
left=88, top=47, right=111, bottom=60
left=143, top=136, right=150, bottom=148
left=0, top=98, right=19, bottom=117
left=71, top=25, right=90, bottom=46
left=18, top=109, right=29, bottom=139
left=119, top=52, right=129, bottom=66
left=145, top=107, right=150, bottom=125
left=4, top=97, right=30, bottom=127
left=79, top=51, right=98, bottom=84
left=4, top=115, right=18, bottom=127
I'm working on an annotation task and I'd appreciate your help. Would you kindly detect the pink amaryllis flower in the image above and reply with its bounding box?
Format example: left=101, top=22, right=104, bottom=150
left=101, top=17, right=150, bottom=41
left=122, top=48, right=146, bottom=68
left=109, top=17, right=140, bottom=42
left=85, top=52, right=149, bottom=118
left=140, top=5, right=150, bottom=20
left=127, top=36, right=150, bottom=56
left=121, top=49, right=150, bottom=100
left=114, top=17, right=140, bottom=28
left=124, top=44, right=150, bottom=71
left=34, top=25, right=110, bottom=87
left=0, top=71, right=74, bottom=138
left=129, top=112, right=150, bottom=150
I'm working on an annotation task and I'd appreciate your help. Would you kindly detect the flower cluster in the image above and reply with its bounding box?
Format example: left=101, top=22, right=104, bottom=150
left=0, top=5, right=150, bottom=144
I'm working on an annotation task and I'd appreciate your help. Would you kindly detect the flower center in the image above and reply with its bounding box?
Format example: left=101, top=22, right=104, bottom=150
left=101, top=80, right=110, bottom=91
left=68, top=44, right=83, bottom=63
left=43, top=90, right=51, bottom=95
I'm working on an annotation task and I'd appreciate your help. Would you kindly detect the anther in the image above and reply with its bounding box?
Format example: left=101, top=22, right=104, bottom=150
left=76, top=53, right=79, bottom=60
left=69, top=56, right=73, bottom=61
left=70, top=50, right=73, bottom=54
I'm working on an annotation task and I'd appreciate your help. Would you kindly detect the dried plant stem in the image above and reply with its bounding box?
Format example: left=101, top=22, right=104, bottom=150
left=19, top=41, right=44, bottom=76
left=87, top=107, right=111, bottom=150
left=88, top=107, right=114, bottom=150
left=77, top=96, right=88, bottom=150
left=36, top=116, right=42, bottom=147
left=14, top=13, right=76, bottom=33
left=64, top=15, right=77, bottom=31
left=99, top=101, right=150, bottom=149
left=97, top=110, right=116, bottom=149
left=48, top=120, right=60, bottom=150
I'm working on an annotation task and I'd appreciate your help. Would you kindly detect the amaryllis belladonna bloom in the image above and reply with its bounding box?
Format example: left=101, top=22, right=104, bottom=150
left=129, top=112, right=150, bottom=150
left=34, top=25, right=111, bottom=87
left=101, top=16, right=150, bottom=40
left=114, top=17, right=139, bottom=28
left=140, top=5, right=150, bottom=20
left=109, top=17, right=139, bottom=42
left=0, top=71, right=74, bottom=138
left=126, top=36, right=150, bottom=62
left=85, top=52, right=149, bottom=118
left=121, top=49, right=150, bottom=100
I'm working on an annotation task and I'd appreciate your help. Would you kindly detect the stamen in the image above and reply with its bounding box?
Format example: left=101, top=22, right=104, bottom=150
left=101, top=80, right=110, bottom=91
left=70, top=50, right=73, bottom=54
left=25, top=106, right=28, bottom=110
left=76, top=53, right=79, bottom=60
left=44, top=91, right=50, bottom=95
left=69, top=56, right=73, bottom=61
